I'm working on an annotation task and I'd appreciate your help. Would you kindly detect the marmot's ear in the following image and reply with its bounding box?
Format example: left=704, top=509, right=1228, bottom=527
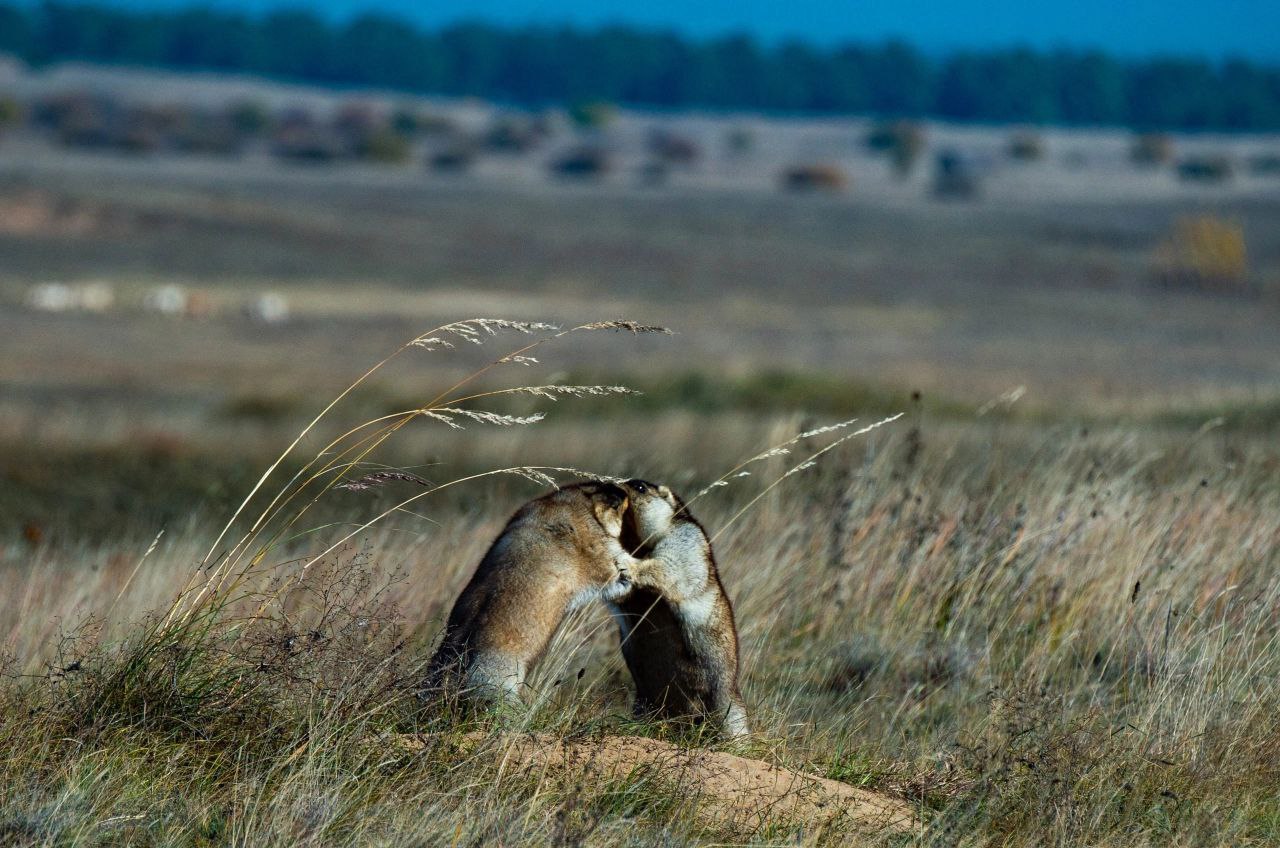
left=593, top=495, right=628, bottom=537
left=594, top=482, right=628, bottom=508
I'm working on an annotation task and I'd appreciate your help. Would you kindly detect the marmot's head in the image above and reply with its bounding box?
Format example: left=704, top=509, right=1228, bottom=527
left=620, top=479, right=678, bottom=552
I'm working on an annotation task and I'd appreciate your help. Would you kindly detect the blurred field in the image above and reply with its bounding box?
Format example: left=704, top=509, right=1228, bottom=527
left=2, top=64, right=1280, bottom=846
left=3, top=110, right=1280, bottom=535
left=4, top=121, right=1280, bottom=403
left=3, top=67, right=1280, bottom=440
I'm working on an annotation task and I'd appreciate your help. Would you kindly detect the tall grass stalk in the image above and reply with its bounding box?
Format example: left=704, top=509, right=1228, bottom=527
left=173, top=319, right=667, bottom=629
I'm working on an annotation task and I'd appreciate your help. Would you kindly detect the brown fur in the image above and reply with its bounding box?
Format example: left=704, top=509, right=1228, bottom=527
left=424, top=481, right=634, bottom=705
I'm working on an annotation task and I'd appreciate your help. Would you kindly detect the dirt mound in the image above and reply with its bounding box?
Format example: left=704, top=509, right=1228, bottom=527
left=399, top=732, right=918, bottom=838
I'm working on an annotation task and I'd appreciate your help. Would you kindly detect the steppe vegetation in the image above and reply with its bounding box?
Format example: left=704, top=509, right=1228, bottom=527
left=2, top=316, right=1279, bottom=846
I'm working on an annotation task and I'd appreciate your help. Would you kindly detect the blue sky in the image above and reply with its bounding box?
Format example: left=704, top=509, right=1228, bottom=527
left=97, top=0, right=1280, bottom=61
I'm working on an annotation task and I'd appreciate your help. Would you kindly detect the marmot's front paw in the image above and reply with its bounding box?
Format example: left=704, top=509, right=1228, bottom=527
left=602, top=570, right=633, bottom=601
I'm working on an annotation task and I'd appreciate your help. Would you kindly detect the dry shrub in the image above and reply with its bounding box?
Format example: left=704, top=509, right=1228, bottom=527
left=866, top=120, right=926, bottom=177
left=550, top=147, right=612, bottom=179
left=273, top=126, right=347, bottom=164
left=485, top=115, right=542, bottom=153
left=1151, top=215, right=1250, bottom=294
left=0, top=95, right=23, bottom=129
left=1006, top=131, right=1046, bottom=162
left=427, top=143, right=476, bottom=173
left=647, top=129, right=701, bottom=165
left=1177, top=154, right=1234, bottom=183
left=1131, top=133, right=1174, bottom=166
left=359, top=128, right=413, bottom=165
left=781, top=164, right=848, bottom=192
left=933, top=149, right=981, bottom=200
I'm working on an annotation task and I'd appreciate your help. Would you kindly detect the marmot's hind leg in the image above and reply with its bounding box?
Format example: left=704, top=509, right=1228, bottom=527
left=722, top=699, right=750, bottom=739
left=464, top=654, right=525, bottom=708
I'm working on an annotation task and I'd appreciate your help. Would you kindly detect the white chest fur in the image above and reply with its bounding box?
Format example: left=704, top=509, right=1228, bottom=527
left=654, top=521, right=716, bottom=625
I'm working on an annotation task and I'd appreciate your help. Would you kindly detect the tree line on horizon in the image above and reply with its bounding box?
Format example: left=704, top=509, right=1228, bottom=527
left=2, top=2, right=1279, bottom=131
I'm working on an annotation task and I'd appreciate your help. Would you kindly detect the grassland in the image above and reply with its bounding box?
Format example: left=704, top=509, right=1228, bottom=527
left=2, top=101, right=1280, bottom=844
left=1, top=317, right=1278, bottom=845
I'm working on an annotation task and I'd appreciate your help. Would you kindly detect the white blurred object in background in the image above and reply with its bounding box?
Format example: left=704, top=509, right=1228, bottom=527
left=77, top=281, right=115, bottom=313
left=245, top=292, right=289, bottom=324
left=143, top=284, right=189, bottom=316
left=26, top=282, right=75, bottom=312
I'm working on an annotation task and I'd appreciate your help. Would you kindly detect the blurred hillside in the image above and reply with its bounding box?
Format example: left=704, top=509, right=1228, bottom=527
left=2, top=2, right=1280, bottom=129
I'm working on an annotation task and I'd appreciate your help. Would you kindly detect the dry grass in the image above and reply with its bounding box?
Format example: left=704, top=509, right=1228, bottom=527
left=1, top=321, right=1279, bottom=845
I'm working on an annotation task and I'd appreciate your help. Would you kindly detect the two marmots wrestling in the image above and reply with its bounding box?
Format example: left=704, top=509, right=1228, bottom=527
left=424, top=479, right=748, bottom=738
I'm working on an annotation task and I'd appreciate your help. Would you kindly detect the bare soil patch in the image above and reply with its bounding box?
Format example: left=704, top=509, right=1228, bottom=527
left=397, top=732, right=919, bottom=839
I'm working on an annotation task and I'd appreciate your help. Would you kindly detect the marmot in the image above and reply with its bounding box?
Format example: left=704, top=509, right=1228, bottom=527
left=611, top=480, right=748, bottom=737
left=424, top=481, right=637, bottom=706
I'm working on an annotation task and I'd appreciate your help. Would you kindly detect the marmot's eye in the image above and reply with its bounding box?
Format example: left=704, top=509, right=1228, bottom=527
left=632, top=481, right=648, bottom=493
